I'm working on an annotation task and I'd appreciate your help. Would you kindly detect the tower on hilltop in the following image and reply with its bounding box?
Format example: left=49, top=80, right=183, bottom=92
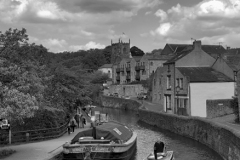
left=111, top=39, right=131, bottom=64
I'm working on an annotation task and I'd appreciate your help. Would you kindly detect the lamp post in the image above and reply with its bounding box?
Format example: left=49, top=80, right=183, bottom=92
left=176, top=85, right=180, bottom=115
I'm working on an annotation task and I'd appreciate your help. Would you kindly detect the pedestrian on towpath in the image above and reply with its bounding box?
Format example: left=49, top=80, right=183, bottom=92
left=70, top=117, right=77, bottom=132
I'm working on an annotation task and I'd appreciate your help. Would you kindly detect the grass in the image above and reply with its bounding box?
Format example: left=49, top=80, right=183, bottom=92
left=0, top=149, right=16, bottom=159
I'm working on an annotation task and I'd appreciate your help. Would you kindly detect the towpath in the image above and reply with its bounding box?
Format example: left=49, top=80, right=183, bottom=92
left=1, top=122, right=91, bottom=160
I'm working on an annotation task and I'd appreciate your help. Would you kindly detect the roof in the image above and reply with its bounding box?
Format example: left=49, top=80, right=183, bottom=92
left=201, top=45, right=226, bottom=58
left=99, top=64, right=113, bottom=69
left=177, top=67, right=233, bottom=82
left=226, top=48, right=240, bottom=55
left=164, top=49, right=193, bottom=64
left=168, top=44, right=190, bottom=52
left=223, top=54, right=240, bottom=71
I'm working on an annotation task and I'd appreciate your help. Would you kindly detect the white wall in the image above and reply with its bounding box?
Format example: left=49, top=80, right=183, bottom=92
left=190, top=82, right=234, bottom=117
left=98, top=68, right=112, bottom=78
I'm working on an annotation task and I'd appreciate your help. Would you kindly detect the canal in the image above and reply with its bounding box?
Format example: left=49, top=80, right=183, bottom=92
left=95, top=107, right=223, bottom=160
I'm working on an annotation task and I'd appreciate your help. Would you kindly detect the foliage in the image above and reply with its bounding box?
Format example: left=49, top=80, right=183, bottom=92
left=0, top=149, right=16, bottom=159
left=82, top=49, right=107, bottom=69
left=130, top=46, right=145, bottom=57
left=0, top=28, right=47, bottom=122
left=231, top=97, right=239, bottom=123
left=90, top=71, right=109, bottom=84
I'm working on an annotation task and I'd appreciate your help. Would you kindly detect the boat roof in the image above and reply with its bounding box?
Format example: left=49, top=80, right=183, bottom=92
left=71, top=121, right=133, bottom=144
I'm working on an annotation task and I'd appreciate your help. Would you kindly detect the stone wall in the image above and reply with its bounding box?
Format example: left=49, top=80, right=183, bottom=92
left=101, top=95, right=141, bottom=111
left=100, top=95, right=240, bottom=160
left=139, top=109, right=240, bottom=160
left=109, top=84, right=147, bottom=97
left=206, top=99, right=234, bottom=118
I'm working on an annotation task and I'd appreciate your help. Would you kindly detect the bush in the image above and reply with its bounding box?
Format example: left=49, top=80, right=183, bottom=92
left=0, top=149, right=16, bottom=159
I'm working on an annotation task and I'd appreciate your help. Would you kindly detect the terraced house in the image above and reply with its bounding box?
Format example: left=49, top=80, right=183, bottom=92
left=152, top=40, right=236, bottom=117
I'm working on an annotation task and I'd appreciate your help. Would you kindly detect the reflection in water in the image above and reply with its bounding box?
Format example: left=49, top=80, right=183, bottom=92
left=94, top=107, right=223, bottom=160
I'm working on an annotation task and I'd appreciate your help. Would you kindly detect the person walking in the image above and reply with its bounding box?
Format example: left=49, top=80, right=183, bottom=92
left=74, top=114, right=80, bottom=128
left=67, top=123, right=71, bottom=135
left=70, top=117, right=77, bottom=132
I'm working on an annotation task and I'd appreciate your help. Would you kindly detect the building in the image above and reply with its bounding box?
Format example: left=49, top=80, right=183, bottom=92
left=111, top=39, right=131, bottom=64
left=152, top=40, right=235, bottom=117
left=98, top=64, right=113, bottom=78
left=112, top=55, right=167, bottom=84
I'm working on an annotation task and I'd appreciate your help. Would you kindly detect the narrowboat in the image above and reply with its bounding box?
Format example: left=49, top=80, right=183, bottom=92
left=62, top=121, right=137, bottom=160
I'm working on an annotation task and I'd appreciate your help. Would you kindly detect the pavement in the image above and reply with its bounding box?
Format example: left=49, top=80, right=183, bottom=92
left=1, top=122, right=91, bottom=160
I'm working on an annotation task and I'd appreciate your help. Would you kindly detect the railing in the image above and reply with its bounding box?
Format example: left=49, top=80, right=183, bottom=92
left=0, top=121, right=69, bottom=145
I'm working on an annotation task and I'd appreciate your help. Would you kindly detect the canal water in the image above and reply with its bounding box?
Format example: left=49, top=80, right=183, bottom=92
left=95, top=107, right=223, bottom=160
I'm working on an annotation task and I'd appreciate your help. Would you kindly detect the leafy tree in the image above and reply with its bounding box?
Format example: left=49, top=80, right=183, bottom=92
left=130, top=46, right=145, bottom=57
left=0, top=28, right=46, bottom=122
left=102, top=45, right=112, bottom=64
left=82, top=49, right=107, bottom=69
left=90, top=71, right=109, bottom=84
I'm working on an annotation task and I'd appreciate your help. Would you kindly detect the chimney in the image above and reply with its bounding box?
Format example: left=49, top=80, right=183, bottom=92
left=193, top=40, right=201, bottom=50
left=227, top=46, right=230, bottom=50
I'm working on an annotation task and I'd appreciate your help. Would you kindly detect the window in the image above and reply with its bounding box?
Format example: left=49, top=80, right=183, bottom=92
left=143, top=62, right=145, bottom=66
left=150, top=62, right=153, bottom=66
left=168, top=65, right=170, bottom=72
left=165, top=95, right=171, bottom=110
left=176, top=78, right=179, bottom=87
left=121, top=72, right=124, bottom=76
left=179, top=78, right=183, bottom=89
left=108, top=70, right=111, bottom=77
left=167, top=75, right=171, bottom=89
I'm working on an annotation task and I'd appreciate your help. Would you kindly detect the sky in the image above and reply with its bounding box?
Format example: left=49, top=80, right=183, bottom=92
left=0, top=0, right=240, bottom=53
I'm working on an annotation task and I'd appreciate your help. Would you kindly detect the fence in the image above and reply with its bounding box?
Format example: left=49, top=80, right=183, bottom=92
left=0, top=122, right=69, bottom=145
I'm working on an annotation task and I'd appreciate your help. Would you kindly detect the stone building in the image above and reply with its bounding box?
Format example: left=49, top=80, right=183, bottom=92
left=111, top=39, right=131, bottom=64
left=152, top=40, right=235, bottom=117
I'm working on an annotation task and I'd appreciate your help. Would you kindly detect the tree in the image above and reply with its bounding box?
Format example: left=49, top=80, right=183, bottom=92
left=130, top=46, right=145, bottom=57
left=102, top=46, right=112, bottom=64
left=0, top=28, right=47, bottom=122
left=82, top=49, right=107, bottom=69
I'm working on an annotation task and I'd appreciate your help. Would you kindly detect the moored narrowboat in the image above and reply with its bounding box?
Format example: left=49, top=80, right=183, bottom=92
left=62, top=121, right=137, bottom=160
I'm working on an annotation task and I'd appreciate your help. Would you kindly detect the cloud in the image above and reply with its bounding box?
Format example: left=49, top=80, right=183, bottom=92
left=151, top=0, right=240, bottom=47
left=155, top=9, right=167, bottom=22
left=53, top=0, right=162, bottom=13
left=70, top=41, right=106, bottom=51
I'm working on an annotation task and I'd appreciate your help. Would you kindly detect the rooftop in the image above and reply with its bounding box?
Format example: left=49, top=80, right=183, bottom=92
left=177, top=67, right=233, bottom=82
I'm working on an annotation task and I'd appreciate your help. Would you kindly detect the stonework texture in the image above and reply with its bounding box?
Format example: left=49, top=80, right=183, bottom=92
left=139, top=109, right=240, bottom=160
left=206, top=99, right=234, bottom=118
left=100, top=95, right=141, bottom=111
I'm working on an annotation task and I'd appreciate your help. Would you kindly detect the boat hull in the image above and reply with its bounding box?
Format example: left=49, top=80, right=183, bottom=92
left=147, top=151, right=174, bottom=160
left=63, top=133, right=137, bottom=160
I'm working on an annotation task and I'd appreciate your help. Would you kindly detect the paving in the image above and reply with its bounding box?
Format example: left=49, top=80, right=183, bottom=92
left=1, top=122, right=91, bottom=160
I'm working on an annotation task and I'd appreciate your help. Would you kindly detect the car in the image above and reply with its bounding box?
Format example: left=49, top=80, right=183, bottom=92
left=0, top=119, right=10, bottom=130
left=137, top=92, right=147, bottom=100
